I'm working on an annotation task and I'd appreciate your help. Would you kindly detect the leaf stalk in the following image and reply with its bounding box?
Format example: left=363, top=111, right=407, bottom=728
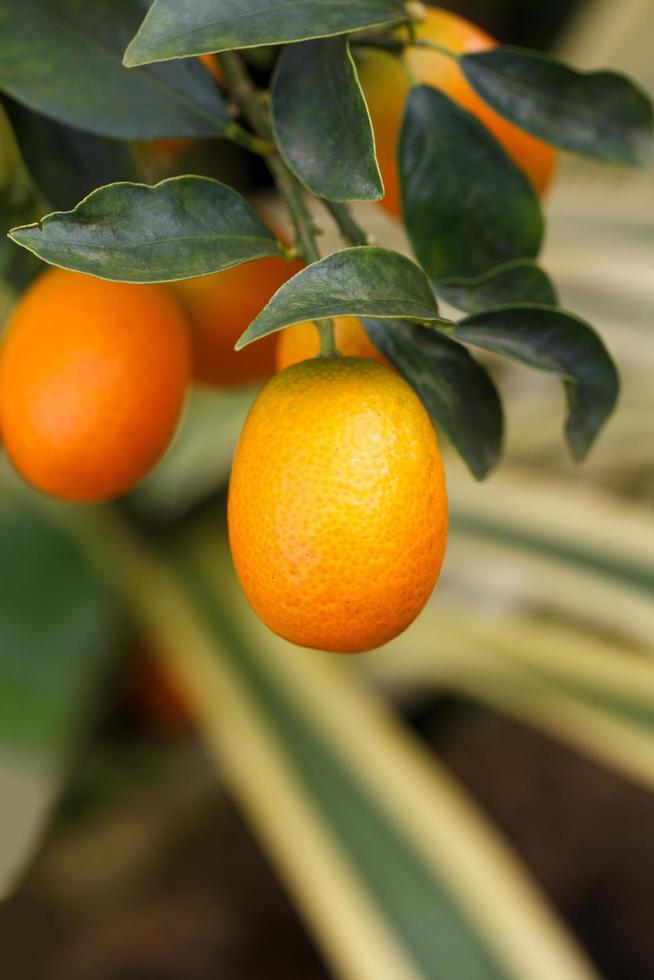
left=220, top=51, right=337, bottom=355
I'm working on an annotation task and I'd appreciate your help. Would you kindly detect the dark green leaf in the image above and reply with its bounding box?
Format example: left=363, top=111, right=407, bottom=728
left=271, top=38, right=382, bottom=202
left=9, top=177, right=282, bottom=283
left=2, top=96, right=141, bottom=212
left=455, top=305, right=620, bottom=460
left=437, top=260, right=558, bottom=314
left=0, top=502, right=120, bottom=753
left=462, top=47, right=654, bottom=166
left=237, top=246, right=452, bottom=349
left=400, top=85, right=543, bottom=282
left=362, top=318, right=503, bottom=479
left=0, top=0, right=229, bottom=139
left=0, top=497, right=121, bottom=898
left=124, top=0, right=406, bottom=65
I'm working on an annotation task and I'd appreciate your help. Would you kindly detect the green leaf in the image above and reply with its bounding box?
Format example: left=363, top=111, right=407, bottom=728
left=0, top=0, right=229, bottom=139
left=2, top=96, right=141, bottom=212
left=146, top=523, right=596, bottom=980
left=437, top=259, right=558, bottom=314
left=454, top=305, right=620, bottom=460
left=461, top=47, right=654, bottom=166
left=124, top=0, right=406, bottom=66
left=361, top=318, right=503, bottom=479
left=9, top=177, right=282, bottom=283
left=237, top=246, right=452, bottom=349
left=0, top=504, right=119, bottom=752
left=0, top=497, right=121, bottom=897
left=400, top=85, right=543, bottom=282
left=271, top=38, right=382, bottom=202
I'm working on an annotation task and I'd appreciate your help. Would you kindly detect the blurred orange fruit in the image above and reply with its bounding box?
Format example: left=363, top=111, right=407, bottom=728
left=130, top=650, right=194, bottom=736
left=0, top=268, right=190, bottom=502
left=170, top=251, right=303, bottom=388
left=276, top=316, right=389, bottom=371
left=357, top=6, right=555, bottom=216
left=198, top=53, right=223, bottom=82
left=228, top=356, right=448, bottom=652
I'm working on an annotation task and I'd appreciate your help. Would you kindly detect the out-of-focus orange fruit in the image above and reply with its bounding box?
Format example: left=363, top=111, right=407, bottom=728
left=276, top=317, right=389, bottom=371
left=0, top=268, right=190, bottom=501
left=357, top=6, right=556, bottom=216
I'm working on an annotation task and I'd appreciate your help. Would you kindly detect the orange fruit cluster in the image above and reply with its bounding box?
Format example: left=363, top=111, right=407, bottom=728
left=357, top=6, right=556, bottom=216
left=0, top=259, right=446, bottom=652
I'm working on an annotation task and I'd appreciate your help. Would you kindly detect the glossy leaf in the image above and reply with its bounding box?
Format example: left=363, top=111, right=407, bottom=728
left=271, top=38, right=382, bottom=202
left=400, top=85, right=543, bottom=282
left=455, top=305, right=620, bottom=460
left=362, top=318, right=503, bottom=479
left=2, top=96, right=141, bottom=212
left=437, top=259, right=558, bottom=314
left=462, top=47, right=654, bottom=166
left=124, top=0, right=406, bottom=65
left=0, top=0, right=229, bottom=139
left=9, top=177, right=282, bottom=283
left=237, top=246, right=452, bottom=348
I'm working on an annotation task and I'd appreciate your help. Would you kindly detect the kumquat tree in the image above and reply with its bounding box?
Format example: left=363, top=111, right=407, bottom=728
left=2, top=1, right=654, bottom=978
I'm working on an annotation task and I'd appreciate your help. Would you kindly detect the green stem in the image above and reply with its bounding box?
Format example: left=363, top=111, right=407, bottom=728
left=323, top=201, right=371, bottom=247
left=350, top=34, right=460, bottom=63
left=412, top=38, right=460, bottom=61
left=267, top=155, right=322, bottom=265
left=350, top=36, right=405, bottom=53
left=219, top=51, right=337, bottom=356
left=316, top=320, right=337, bottom=356
left=225, top=120, right=275, bottom=156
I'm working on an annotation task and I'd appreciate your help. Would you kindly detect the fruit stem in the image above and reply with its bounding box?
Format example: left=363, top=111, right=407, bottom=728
left=316, top=320, right=338, bottom=356
left=220, top=51, right=337, bottom=356
left=323, top=201, right=371, bottom=246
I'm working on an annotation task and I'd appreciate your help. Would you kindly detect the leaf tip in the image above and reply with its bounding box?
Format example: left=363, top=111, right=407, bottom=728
left=122, top=41, right=145, bottom=69
left=7, top=222, right=38, bottom=246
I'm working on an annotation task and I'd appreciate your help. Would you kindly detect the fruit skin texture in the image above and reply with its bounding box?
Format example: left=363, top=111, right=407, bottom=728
left=276, top=317, right=390, bottom=371
left=228, top=357, right=448, bottom=653
left=0, top=268, right=190, bottom=502
left=170, top=253, right=303, bottom=388
left=357, top=6, right=556, bottom=217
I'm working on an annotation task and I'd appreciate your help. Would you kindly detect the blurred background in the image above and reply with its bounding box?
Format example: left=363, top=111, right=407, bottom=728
left=1, top=1, right=653, bottom=978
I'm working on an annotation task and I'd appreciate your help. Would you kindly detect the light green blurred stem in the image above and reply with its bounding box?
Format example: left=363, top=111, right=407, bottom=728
left=55, top=504, right=598, bottom=980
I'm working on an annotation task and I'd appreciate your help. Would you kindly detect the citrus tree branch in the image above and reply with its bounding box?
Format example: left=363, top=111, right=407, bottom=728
left=323, top=201, right=371, bottom=246
left=220, top=51, right=336, bottom=354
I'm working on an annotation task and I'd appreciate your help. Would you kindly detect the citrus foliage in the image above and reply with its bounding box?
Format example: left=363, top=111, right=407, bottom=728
left=0, top=6, right=653, bottom=967
left=4, top=1, right=650, bottom=477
